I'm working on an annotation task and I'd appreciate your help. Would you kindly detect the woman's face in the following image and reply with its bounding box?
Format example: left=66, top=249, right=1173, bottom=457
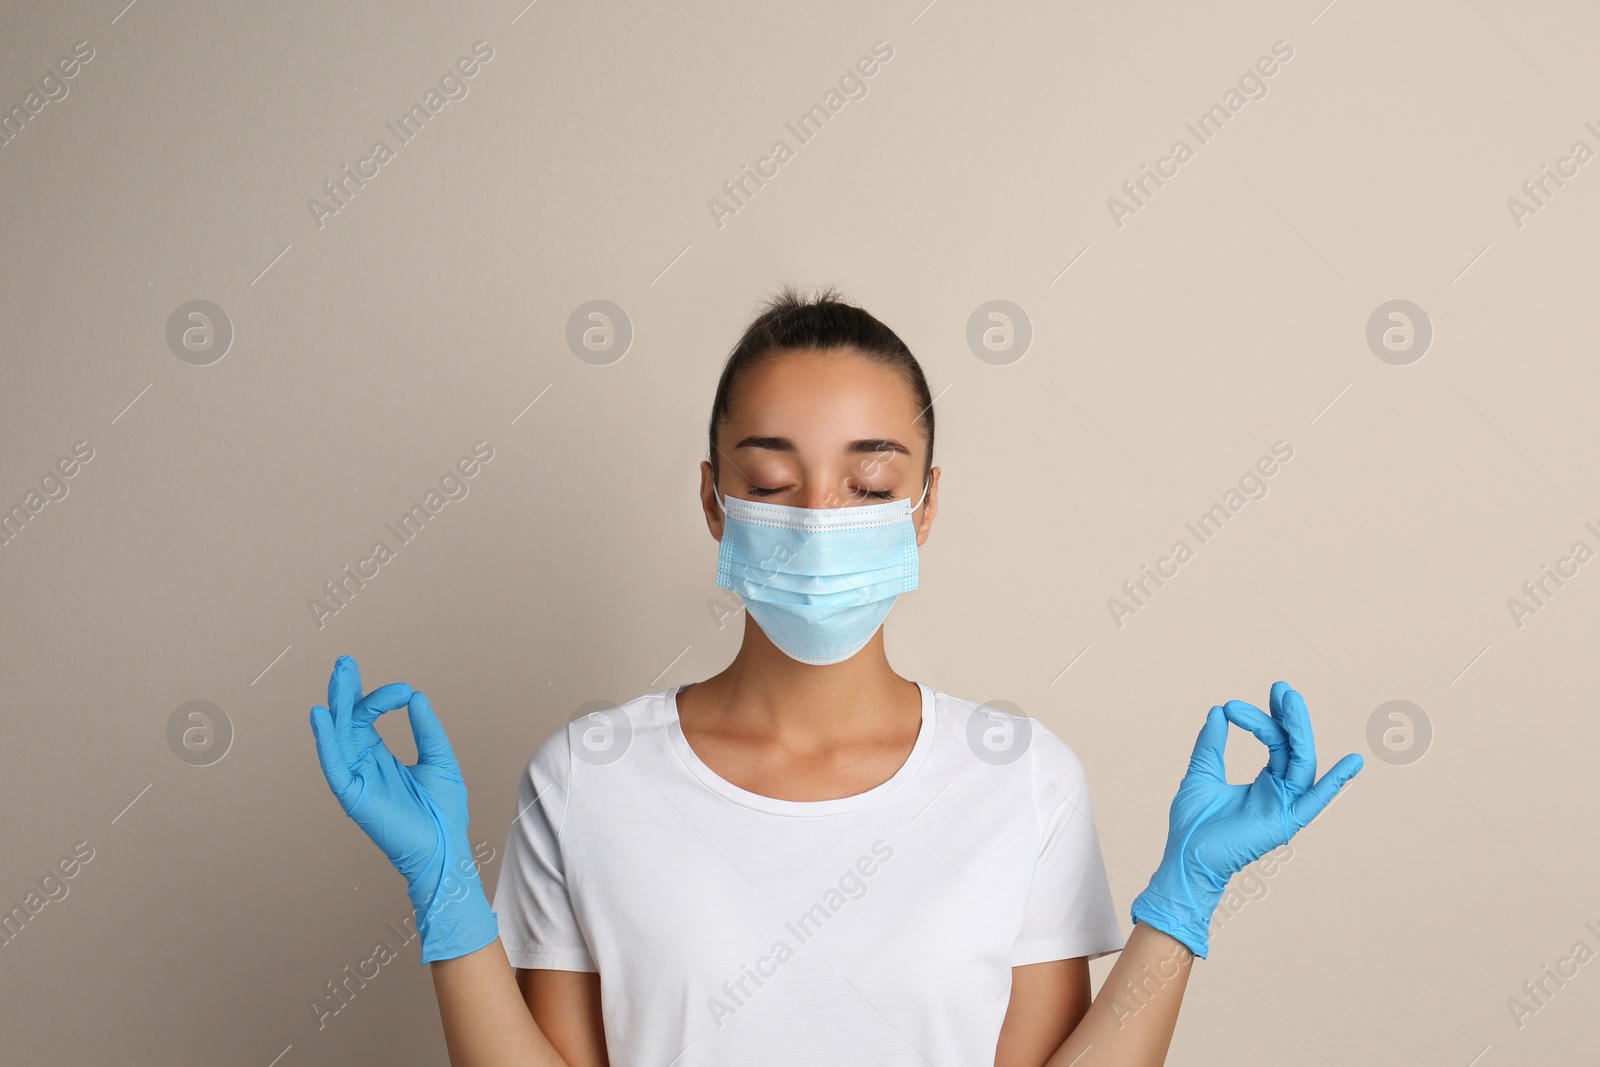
left=700, top=348, right=939, bottom=547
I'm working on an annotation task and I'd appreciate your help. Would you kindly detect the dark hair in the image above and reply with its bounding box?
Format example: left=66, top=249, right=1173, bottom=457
left=707, top=283, right=936, bottom=492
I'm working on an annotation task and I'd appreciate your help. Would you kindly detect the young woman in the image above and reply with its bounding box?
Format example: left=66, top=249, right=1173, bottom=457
left=308, top=285, right=1363, bottom=1066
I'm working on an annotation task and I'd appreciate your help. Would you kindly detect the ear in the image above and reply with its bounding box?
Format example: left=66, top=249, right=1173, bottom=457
left=913, top=466, right=939, bottom=547
left=699, top=460, right=725, bottom=541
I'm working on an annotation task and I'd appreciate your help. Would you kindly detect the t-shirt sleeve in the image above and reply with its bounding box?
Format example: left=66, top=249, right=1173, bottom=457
left=490, top=726, right=597, bottom=971
left=1012, top=723, right=1126, bottom=966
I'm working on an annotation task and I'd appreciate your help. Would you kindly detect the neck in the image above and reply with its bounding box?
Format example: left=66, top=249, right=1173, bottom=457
left=688, top=617, right=919, bottom=743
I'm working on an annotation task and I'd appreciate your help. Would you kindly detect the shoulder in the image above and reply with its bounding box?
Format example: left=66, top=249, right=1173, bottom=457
left=1026, top=717, right=1089, bottom=785
left=511, top=688, right=674, bottom=833
left=927, top=687, right=1086, bottom=773
left=925, top=686, right=1093, bottom=817
left=520, top=686, right=676, bottom=784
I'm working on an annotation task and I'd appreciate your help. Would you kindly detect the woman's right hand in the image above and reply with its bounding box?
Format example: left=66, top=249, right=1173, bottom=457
left=309, top=654, right=500, bottom=964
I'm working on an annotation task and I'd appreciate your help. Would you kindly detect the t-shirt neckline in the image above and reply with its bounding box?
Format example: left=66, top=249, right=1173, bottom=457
left=665, top=681, right=936, bottom=817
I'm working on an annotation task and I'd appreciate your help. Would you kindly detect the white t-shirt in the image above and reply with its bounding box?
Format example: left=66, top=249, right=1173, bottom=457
left=491, top=682, right=1125, bottom=1067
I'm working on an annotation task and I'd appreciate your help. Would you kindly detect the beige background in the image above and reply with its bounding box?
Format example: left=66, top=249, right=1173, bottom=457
left=3, top=1, right=1597, bottom=1064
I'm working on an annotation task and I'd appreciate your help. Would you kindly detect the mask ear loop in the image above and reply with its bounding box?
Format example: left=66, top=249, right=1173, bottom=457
left=911, top=475, right=930, bottom=514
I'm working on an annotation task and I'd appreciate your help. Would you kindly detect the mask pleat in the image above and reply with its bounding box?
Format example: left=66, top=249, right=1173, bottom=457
left=712, top=495, right=922, bottom=664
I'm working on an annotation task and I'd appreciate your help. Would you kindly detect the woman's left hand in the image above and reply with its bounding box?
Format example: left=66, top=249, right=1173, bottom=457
left=1129, top=681, right=1363, bottom=959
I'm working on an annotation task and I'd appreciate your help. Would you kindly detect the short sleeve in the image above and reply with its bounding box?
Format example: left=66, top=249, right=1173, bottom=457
left=1011, top=724, right=1126, bottom=966
left=490, top=726, right=597, bottom=971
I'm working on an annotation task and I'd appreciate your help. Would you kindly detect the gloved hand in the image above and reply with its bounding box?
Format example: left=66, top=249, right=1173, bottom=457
left=1130, top=681, right=1363, bottom=959
left=309, top=655, right=499, bottom=964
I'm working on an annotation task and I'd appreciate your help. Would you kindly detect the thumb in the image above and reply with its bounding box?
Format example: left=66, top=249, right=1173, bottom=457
left=1291, top=751, right=1364, bottom=828
left=1184, top=705, right=1229, bottom=782
left=408, top=690, right=460, bottom=771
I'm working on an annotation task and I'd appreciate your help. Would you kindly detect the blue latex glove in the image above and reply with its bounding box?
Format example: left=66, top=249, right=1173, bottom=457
left=309, top=655, right=499, bottom=964
left=1130, top=681, right=1363, bottom=959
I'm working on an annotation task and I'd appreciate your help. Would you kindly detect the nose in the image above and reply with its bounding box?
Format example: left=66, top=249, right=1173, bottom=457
left=797, top=485, right=839, bottom=509
left=798, top=476, right=871, bottom=510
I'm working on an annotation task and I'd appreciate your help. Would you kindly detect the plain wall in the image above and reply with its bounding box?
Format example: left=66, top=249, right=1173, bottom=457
left=2, top=1, right=1597, bottom=1064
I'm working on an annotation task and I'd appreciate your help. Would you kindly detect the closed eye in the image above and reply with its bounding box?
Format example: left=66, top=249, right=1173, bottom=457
left=746, top=485, right=897, bottom=500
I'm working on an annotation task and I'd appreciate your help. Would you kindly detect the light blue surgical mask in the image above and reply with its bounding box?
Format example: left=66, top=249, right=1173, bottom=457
left=712, top=477, right=930, bottom=665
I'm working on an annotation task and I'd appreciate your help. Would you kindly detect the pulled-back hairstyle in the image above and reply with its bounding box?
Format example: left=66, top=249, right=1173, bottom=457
left=707, top=283, right=936, bottom=491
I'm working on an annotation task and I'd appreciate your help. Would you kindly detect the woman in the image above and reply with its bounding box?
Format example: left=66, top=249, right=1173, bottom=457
left=308, top=285, right=1363, bottom=1066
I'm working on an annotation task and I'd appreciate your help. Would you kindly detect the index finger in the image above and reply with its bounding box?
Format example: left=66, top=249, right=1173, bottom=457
left=354, top=682, right=415, bottom=729
left=350, top=681, right=413, bottom=752
left=1221, top=699, right=1290, bottom=779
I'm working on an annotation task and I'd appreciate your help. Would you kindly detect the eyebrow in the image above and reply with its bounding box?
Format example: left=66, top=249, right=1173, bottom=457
left=732, top=436, right=911, bottom=457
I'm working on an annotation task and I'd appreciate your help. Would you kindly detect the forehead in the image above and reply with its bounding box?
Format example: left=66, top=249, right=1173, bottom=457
left=726, top=349, right=924, bottom=438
